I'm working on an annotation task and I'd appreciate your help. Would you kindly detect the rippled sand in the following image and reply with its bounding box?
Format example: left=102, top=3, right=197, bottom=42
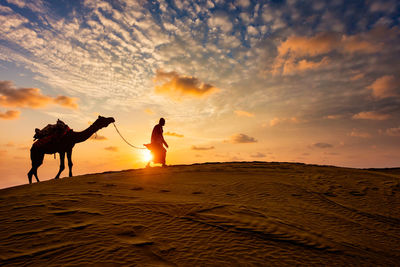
left=0, top=162, right=399, bottom=266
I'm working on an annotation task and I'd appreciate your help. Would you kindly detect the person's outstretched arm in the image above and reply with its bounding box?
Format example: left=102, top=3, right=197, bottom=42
left=162, top=135, right=168, bottom=148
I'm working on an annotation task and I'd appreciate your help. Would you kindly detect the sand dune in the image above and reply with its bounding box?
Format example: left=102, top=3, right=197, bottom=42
left=0, top=162, right=399, bottom=266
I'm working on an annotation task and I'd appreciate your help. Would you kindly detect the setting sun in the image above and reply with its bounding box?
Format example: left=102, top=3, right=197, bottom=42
left=142, top=149, right=153, bottom=163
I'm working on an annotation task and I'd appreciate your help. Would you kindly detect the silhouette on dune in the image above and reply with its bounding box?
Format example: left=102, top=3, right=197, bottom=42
left=27, top=115, right=115, bottom=184
left=145, top=118, right=168, bottom=167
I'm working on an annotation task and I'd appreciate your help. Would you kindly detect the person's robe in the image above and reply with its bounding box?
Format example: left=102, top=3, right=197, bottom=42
left=144, top=124, right=166, bottom=164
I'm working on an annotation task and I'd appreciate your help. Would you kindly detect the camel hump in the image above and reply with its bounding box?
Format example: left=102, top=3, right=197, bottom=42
left=33, top=119, right=70, bottom=141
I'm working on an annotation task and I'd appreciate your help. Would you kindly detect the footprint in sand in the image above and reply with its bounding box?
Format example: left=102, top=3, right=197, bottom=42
left=382, top=181, right=399, bottom=195
left=349, top=190, right=366, bottom=196
left=131, top=186, right=144, bottom=191
left=118, top=233, right=153, bottom=246
left=323, top=192, right=337, bottom=197
left=115, top=227, right=153, bottom=246
left=159, top=189, right=170, bottom=193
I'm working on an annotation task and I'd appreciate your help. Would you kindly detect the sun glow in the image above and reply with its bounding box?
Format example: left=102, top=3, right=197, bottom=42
left=142, top=149, right=153, bottom=162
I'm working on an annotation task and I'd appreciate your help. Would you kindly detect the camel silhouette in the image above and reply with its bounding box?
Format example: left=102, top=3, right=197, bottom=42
left=28, top=115, right=115, bottom=184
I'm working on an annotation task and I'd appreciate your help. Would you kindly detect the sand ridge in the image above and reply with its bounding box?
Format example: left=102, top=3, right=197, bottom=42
left=0, top=162, right=399, bottom=265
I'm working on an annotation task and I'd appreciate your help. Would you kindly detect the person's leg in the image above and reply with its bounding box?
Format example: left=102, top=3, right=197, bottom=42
left=161, top=147, right=167, bottom=167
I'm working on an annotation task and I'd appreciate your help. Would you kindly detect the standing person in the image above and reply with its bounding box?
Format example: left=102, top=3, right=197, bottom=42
left=145, top=118, right=168, bottom=167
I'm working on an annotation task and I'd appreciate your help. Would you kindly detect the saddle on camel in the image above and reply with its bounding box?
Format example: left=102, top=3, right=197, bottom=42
left=33, top=119, right=71, bottom=148
left=28, top=115, right=115, bottom=184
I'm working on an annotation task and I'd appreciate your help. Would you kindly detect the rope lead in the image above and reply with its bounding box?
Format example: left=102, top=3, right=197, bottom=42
left=112, top=123, right=146, bottom=149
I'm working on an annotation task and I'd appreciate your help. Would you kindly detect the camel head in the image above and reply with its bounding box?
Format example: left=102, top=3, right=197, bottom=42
left=93, top=115, right=115, bottom=129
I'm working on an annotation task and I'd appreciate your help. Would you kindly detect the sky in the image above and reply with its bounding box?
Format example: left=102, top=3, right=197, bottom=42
left=0, top=0, right=399, bottom=188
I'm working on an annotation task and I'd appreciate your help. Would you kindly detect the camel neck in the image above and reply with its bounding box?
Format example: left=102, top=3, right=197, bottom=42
left=73, top=123, right=99, bottom=143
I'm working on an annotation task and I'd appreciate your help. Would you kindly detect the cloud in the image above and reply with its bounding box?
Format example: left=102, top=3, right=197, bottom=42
left=236, top=0, right=250, bottom=8
left=370, top=1, right=397, bottom=13
left=272, top=28, right=385, bottom=75
left=278, top=57, right=330, bottom=75
left=323, top=114, right=343, bottom=120
left=270, top=117, right=298, bottom=126
left=352, top=111, right=391, bottom=120
left=277, top=32, right=341, bottom=58
left=208, top=11, right=233, bottom=32
left=191, top=145, right=215, bottom=150
left=228, top=133, right=257, bottom=143
left=269, top=117, right=281, bottom=126
left=0, top=110, right=20, bottom=120
left=350, top=73, right=365, bottom=81
left=384, top=126, right=400, bottom=136
left=250, top=152, right=266, bottom=158
left=54, top=96, right=79, bottom=109
left=90, top=135, right=108, bottom=141
left=144, top=108, right=155, bottom=115
left=349, top=129, right=371, bottom=138
left=341, top=35, right=382, bottom=54
left=0, top=81, right=78, bottom=109
left=154, top=70, right=218, bottom=99
left=312, top=142, right=333, bottom=148
left=5, top=0, right=45, bottom=13
left=165, top=132, right=184, bottom=138
left=235, top=110, right=254, bottom=117
left=4, top=142, right=15, bottom=147
left=104, top=146, right=118, bottom=152
left=295, top=57, right=330, bottom=71
left=367, top=75, right=399, bottom=99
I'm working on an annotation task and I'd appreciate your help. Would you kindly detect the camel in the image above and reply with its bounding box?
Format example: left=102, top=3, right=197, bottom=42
left=28, top=115, right=115, bottom=184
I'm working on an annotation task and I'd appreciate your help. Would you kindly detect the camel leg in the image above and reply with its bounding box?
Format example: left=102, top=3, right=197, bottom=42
left=28, top=148, right=44, bottom=184
left=54, top=152, right=65, bottom=179
left=33, top=166, right=40, bottom=183
left=67, top=149, right=73, bottom=177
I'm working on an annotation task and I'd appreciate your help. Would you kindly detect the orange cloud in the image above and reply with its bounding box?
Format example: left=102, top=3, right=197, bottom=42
left=367, top=75, right=399, bottom=99
left=104, top=146, right=118, bottom=152
left=0, top=80, right=78, bottom=109
left=273, top=27, right=388, bottom=75
left=296, top=57, right=330, bottom=71
left=250, top=152, right=266, bottom=158
left=165, top=132, right=184, bottom=138
left=234, top=110, right=254, bottom=117
left=270, top=117, right=281, bottom=126
left=228, top=133, right=257, bottom=144
left=385, top=126, right=400, bottom=136
left=270, top=117, right=298, bottom=126
left=0, top=110, right=20, bottom=120
left=312, top=142, right=333, bottom=148
left=277, top=31, right=381, bottom=58
left=144, top=108, right=155, bottom=115
left=191, top=145, right=215, bottom=150
left=341, top=35, right=381, bottom=54
left=349, top=129, right=371, bottom=138
left=350, top=73, right=365, bottom=81
left=282, top=57, right=330, bottom=75
left=352, top=111, right=391, bottom=120
left=323, top=114, right=343, bottom=120
left=277, top=32, right=340, bottom=58
left=90, top=135, right=108, bottom=140
left=54, top=96, right=79, bottom=109
left=154, top=70, right=218, bottom=99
